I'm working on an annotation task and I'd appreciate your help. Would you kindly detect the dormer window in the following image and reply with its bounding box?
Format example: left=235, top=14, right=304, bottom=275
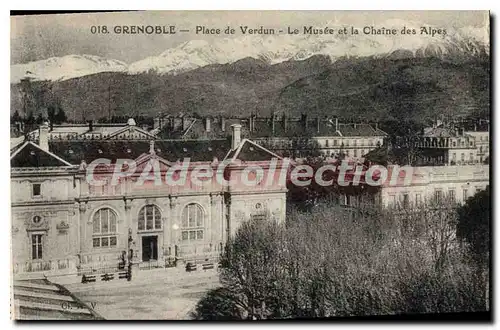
left=127, top=149, right=131, bottom=153
left=183, top=148, right=187, bottom=152
left=98, top=149, right=103, bottom=154
left=68, top=150, right=74, bottom=154
left=30, top=151, right=35, bottom=156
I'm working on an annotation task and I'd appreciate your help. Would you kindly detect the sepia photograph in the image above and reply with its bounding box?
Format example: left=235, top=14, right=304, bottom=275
left=9, top=10, right=491, bottom=321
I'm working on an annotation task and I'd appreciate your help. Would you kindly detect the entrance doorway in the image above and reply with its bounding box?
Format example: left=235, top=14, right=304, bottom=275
left=141, top=236, right=158, bottom=261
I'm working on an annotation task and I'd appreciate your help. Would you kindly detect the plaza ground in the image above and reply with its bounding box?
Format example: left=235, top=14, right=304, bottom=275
left=65, top=268, right=220, bottom=320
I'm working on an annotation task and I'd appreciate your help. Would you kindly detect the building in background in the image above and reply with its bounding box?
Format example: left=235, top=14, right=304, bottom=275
left=365, top=119, right=490, bottom=208
left=153, top=113, right=387, bottom=161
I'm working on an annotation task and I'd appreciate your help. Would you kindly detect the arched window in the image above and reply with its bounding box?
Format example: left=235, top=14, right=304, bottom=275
left=138, top=205, right=162, bottom=231
left=181, top=204, right=204, bottom=242
left=93, top=208, right=117, bottom=248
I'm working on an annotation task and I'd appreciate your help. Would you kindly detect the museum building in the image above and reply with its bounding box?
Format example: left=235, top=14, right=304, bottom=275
left=11, top=122, right=287, bottom=281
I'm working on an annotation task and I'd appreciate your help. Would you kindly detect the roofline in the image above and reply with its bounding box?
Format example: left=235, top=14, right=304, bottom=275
left=10, top=141, right=74, bottom=167
left=225, top=138, right=283, bottom=163
left=103, top=125, right=156, bottom=140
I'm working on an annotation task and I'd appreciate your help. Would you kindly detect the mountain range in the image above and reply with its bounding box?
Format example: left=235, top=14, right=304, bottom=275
left=11, top=19, right=489, bottom=83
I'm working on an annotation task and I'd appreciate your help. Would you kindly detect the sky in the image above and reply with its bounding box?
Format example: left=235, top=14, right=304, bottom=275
left=11, top=11, right=489, bottom=65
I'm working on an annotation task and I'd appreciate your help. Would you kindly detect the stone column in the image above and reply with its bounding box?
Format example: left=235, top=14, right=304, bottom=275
left=169, top=195, right=181, bottom=267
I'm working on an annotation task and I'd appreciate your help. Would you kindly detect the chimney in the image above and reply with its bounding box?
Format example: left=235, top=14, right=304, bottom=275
left=316, top=117, right=320, bottom=133
left=49, top=121, right=53, bottom=132
left=154, top=117, right=161, bottom=130
left=88, top=120, right=93, bottom=132
left=250, top=114, right=256, bottom=132
left=220, top=116, right=226, bottom=132
left=149, top=140, right=155, bottom=154
left=282, top=114, right=287, bottom=132
left=231, top=124, right=242, bottom=150
left=205, top=117, right=211, bottom=132
left=301, top=114, right=308, bottom=130
left=39, top=122, right=49, bottom=151
left=375, top=122, right=378, bottom=130
left=335, top=117, right=339, bottom=131
left=271, top=113, right=276, bottom=135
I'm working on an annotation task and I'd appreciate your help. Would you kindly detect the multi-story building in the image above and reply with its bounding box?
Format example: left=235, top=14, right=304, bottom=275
left=154, top=113, right=387, bottom=161
left=387, top=121, right=490, bottom=167
left=365, top=120, right=490, bottom=208
left=377, top=165, right=490, bottom=208
left=11, top=122, right=287, bottom=282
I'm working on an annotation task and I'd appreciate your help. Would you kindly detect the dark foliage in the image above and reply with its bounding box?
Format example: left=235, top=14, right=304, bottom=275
left=457, top=186, right=490, bottom=267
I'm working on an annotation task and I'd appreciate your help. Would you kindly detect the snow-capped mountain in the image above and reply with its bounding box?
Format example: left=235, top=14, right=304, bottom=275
left=129, top=20, right=488, bottom=75
left=11, top=54, right=128, bottom=84
left=11, top=20, right=488, bottom=83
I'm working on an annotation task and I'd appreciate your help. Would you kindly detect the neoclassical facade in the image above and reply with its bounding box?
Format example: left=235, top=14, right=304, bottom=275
left=11, top=124, right=287, bottom=281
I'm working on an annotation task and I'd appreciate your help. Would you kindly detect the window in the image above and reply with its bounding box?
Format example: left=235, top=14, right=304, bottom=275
left=415, top=193, right=422, bottom=205
left=181, top=204, right=204, bottom=242
left=390, top=195, right=397, bottom=206
left=353, top=140, right=357, bottom=146
left=353, top=149, right=358, bottom=157
left=333, top=140, right=338, bottom=146
left=31, top=234, right=43, bottom=260
left=434, top=189, right=443, bottom=203
left=463, top=189, right=468, bottom=202
left=32, top=183, right=41, bottom=197
left=452, top=153, right=456, bottom=161
left=469, top=153, right=474, bottom=162
left=461, top=153, right=465, bottom=162
left=252, top=203, right=267, bottom=221
left=402, top=193, right=410, bottom=208
left=325, top=140, right=329, bottom=147
left=138, top=205, right=162, bottom=231
left=448, top=189, right=456, bottom=202
left=93, top=208, right=117, bottom=248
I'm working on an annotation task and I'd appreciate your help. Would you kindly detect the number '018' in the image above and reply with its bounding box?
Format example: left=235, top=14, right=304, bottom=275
left=91, top=26, right=109, bottom=34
